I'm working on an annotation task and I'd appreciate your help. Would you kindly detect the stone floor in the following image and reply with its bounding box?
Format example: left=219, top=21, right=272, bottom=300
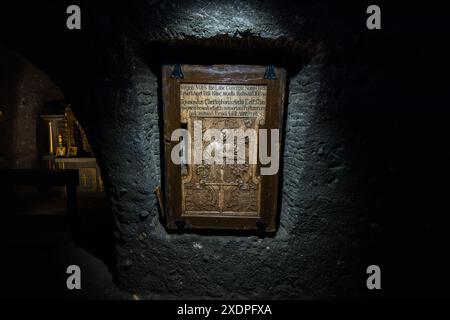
left=0, top=190, right=129, bottom=299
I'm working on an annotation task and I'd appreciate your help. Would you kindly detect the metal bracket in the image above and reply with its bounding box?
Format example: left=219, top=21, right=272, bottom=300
left=171, top=64, right=184, bottom=79
left=264, top=65, right=276, bottom=80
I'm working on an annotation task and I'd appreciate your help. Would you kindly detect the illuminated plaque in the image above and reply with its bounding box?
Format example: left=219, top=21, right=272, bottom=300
left=162, top=65, right=286, bottom=232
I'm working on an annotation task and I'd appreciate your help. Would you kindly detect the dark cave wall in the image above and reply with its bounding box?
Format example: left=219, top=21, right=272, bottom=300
left=5, top=1, right=446, bottom=298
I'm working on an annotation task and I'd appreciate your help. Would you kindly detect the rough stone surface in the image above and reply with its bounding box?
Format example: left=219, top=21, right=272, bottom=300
left=0, top=47, right=62, bottom=169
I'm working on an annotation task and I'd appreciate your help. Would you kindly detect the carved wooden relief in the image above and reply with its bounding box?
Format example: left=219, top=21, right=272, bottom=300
left=162, top=65, right=286, bottom=232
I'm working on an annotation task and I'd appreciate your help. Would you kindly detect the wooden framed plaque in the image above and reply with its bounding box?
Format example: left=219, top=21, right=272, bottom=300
left=162, top=64, right=286, bottom=232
